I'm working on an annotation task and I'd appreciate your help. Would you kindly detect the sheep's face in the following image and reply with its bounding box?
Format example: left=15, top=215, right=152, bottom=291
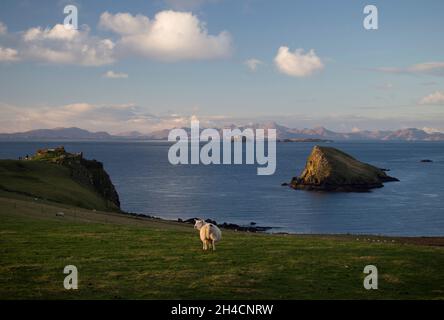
left=194, top=219, right=205, bottom=230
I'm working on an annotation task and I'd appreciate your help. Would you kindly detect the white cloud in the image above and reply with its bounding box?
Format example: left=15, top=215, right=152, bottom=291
left=20, top=24, right=115, bottom=66
left=0, top=21, right=115, bottom=66
left=21, top=24, right=115, bottom=66
left=103, top=70, right=129, bottom=79
left=376, top=62, right=444, bottom=77
left=23, top=24, right=80, bottom=41
left=99, top=12, right=150, bottom=35
left=99, top=10, right=232, bottom=61
left=245, top=58, right=263, bottom=72
left=0, top=47, right=19, bottom=61
left=274, top=46, right=324, bottom=77
left=419, top=91, right=444, bottom=105
left=0, top=22, right=7, bottom=35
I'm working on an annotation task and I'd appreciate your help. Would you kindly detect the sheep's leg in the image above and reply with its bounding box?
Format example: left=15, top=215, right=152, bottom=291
left=212, top=240, right=216, bottom=251
left=202, top=241, right=206, bottom=250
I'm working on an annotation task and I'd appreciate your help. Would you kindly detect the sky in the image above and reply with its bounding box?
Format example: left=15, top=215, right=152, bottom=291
left=0, top=0, right=443, bottom=134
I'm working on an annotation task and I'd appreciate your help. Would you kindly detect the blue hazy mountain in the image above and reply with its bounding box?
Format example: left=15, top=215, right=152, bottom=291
left=1, top=125, right=444, bottom=141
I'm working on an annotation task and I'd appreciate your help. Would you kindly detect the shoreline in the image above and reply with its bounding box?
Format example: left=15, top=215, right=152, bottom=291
left=124, top=212, right=274, bottom=233
left=120, top=210, right=444, bottom=246
left=1, top=195, right=443, bottom=247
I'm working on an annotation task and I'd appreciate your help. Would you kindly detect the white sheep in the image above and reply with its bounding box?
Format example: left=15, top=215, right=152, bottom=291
left=194, top=219, right=222, bottom=251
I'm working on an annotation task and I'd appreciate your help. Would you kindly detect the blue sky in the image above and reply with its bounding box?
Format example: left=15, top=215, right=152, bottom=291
left=0, top=0, right=443, bottom=133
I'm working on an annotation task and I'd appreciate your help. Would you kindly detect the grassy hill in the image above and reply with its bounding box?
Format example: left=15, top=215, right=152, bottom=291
left=0, top=159, right=119, bottom=212
left=0, top=196, right=443, bottom=299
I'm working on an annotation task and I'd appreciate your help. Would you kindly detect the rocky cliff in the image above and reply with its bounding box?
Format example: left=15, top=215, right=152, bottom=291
left=30, top=147, right=120, bottom=209
left=290, top=146, right=399, bottom=191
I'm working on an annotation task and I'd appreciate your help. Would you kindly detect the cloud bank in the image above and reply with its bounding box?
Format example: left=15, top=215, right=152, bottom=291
left=377, top=62, right=444, bottom=77
left=0, top=103, right=212, bottom=134
left=3, top=101, right=444, bottom=134
left=0, top=11, right=232, bottom=66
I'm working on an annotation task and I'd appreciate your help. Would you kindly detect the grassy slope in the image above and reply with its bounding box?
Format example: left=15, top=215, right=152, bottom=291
left=0, top=196, right=443, bottom=300
left=0, top=160, right=117, bottom=212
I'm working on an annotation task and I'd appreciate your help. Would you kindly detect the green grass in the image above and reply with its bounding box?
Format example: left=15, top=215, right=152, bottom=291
left=0, top=160, right=117, bottom=212
left=0, top=197, right=443, bottom=300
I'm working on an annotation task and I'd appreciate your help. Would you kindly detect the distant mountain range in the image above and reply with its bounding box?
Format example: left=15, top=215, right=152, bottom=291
left=0, top=127, right=113, bottom=140
left=0, top=125, right=444, bottom=141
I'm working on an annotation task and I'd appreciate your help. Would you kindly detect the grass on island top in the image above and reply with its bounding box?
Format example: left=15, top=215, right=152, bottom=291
left=0, top=195, right=443, bottom=300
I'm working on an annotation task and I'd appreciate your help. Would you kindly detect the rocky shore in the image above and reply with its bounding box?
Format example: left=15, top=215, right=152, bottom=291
left=180, top=218, right=273, bottom=232
left=121, top=212, right=273, bottom=232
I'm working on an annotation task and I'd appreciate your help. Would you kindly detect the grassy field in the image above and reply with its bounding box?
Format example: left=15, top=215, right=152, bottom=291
left=1, top=196, right=443, bottom=300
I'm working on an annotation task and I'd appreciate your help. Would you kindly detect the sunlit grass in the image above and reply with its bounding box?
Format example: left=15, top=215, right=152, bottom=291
left=1, top=197, right=443, bottom=300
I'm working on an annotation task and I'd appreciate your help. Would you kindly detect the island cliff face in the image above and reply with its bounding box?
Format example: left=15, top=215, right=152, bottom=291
left=290, top=146, right=399, bottom=191
left=31, top=147, right=120, bottom=208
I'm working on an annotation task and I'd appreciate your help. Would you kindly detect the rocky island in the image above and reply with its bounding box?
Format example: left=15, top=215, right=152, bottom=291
left=289, top=146, right=399, bottom=191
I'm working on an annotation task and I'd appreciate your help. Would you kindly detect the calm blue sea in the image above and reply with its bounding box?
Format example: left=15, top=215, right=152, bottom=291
left=1, top=141, right=443, bottom=236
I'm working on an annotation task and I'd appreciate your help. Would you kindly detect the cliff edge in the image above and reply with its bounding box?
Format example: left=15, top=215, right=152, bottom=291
left=30, top=147, right=120, bottom=209
left=0, top=146, right=120, bottom=211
